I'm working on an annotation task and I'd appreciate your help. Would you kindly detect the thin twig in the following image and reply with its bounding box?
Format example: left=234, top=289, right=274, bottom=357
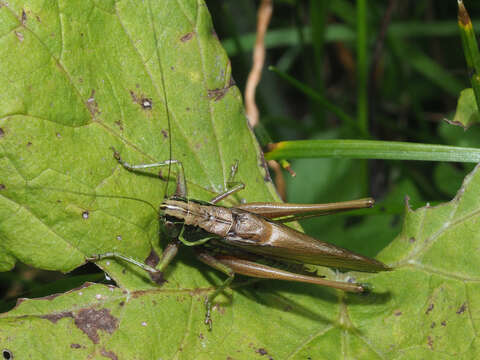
left=245, top=0, right=272, bottom=128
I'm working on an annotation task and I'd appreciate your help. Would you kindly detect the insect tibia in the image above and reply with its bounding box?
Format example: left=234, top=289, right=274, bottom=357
left=111, top=147, right=187, bottom=198
left=86, top=252, right=160, bottom=273
left=86, top=242, right=180, bottom=284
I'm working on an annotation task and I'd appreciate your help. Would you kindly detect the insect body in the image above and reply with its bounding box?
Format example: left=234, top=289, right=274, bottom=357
left=91, top=151, right=391, bottom=329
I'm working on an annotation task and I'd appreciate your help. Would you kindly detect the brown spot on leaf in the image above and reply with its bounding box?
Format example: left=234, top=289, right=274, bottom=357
left=100, top=348, right=118, bottom=360
left=129, top=90, right=137, bottom=101
left=15, top=31, right=24, bottom=42
left=0, top=184, right=5, bottom=190
left=40, top=311, right=74, bottom=323
left=430, top=322, right=436, bottom=328
left=26, top=141, right=32, bottom=147
left=257, top=348, right=268, bottom=355
left=161, top=129, right=168, bottom=139
left=0, top=128, right=4, bottom=138
left=114, top=120, right=123, bottom=130
left=425, top=303, right=434, bottom=315
left=180, top=32, right=194, bottom=42
left=21, top=9, right=27, bottom=24
left=255, top=347, right=273, bottom=359
left=129, top=90, right=152, bottom=110
left=394, top=310, right=402, bottom=316
left=427, top=335, right=434, bottom=349
left=456, top=302, right=467, bottom=314
left=441, top=320, right=447, bottom=326
left=207, top=86, right=232, bottom=101
left=74, top=308, right=118, bottom=344
left=86, top=90, right=100, bottom=118
left=409, top=237, right=416, bottom=243
left=70, top=343, right=83, bottom=349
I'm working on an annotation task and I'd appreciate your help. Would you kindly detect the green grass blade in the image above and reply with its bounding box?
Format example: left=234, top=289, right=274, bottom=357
left=458, top=0, right=480, bottom=109
left=265, top=139, right=480, bottom=163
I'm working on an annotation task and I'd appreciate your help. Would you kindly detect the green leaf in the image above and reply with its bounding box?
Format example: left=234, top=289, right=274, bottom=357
left=0, top=0, right=277, bottom=288
left=448, top=88, right=480, bottom=129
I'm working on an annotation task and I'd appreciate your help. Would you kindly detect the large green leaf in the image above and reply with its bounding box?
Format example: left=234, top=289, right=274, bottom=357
left=1, top=0, right=479, bottom=359
left=0, top=0, right=276, bottom=291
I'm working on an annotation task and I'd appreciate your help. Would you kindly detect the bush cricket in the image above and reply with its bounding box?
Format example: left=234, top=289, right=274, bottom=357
left=89, top=149, right=391, bottom=329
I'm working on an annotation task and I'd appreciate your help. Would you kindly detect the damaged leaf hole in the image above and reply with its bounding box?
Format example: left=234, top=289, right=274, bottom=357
left=74, top=308, right=119, bottom=344
left=141, top=98, right=152, bottom=110
left=2, top=349, right=12, bottom=360
left=129, top=90, right=152, bottom=110
left=82, top=211, right=89, bottom=219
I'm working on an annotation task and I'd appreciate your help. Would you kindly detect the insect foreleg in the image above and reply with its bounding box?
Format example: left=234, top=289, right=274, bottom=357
left=87, top=242, right=180, bottom=283
left=177, top=227, right=215, bottom=246
left=196, top=250, right=236, bottom=330
left=111, top=147, right=187, bottom=197
left=86, top=252, right=160, bottom=273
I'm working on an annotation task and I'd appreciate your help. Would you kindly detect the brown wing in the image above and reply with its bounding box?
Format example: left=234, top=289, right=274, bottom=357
left=222, top=208, right=390, bottom=273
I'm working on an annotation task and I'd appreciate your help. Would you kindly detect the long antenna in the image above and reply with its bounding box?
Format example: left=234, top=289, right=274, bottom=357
left=34, top=186, right=160, bottom=216
left=149, top=4, right=173, bottom=200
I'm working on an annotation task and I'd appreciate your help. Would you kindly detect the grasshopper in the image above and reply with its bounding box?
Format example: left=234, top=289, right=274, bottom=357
left=90, top=149, right=391, bottom=329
